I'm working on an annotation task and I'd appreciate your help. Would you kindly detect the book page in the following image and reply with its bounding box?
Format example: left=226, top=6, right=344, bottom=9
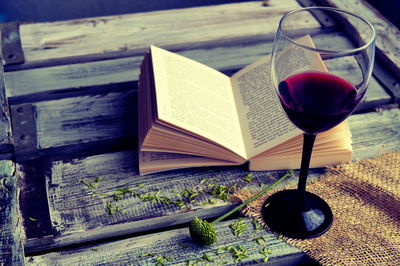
left=139, top=151, right=239, bottom=175
left=248, top=149, right=352, bottom=171
left=231, top=55, right=301, bottom=158
left=231, top=35, right=327, bottom=158
left=274, top=35, right=328, bottom=83
left=255, top=121, right=351, bottom=157
left=151, top=46, right=247, bottom=158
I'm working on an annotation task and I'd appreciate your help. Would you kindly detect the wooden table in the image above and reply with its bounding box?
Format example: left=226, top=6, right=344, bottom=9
left=1, top=0, right=399, bottom=265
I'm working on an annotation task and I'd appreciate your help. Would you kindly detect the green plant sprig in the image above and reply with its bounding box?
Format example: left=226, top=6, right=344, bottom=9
left=155, top=255, right=172, bottom=266
left=189, top=170, right=293, bottom=246
left=242, top=173, right=254, bottom=183
left=79, top=177, right=102, bottom=189
left=225, top=245, right=249, bottom=262
left=230, top=219, right=247, bottom=237
left=259, top=247, right=272, bottom=263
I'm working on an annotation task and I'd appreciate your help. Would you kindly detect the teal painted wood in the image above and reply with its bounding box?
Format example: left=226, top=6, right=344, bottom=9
left=0, top=160, right=25, bottom=265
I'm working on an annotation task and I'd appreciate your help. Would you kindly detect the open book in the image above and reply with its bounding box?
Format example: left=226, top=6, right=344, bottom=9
left=138, top=36, right=352, bottom=175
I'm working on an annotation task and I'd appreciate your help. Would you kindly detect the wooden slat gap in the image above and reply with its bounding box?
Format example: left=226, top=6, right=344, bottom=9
left=4, top=49, right=147, bottom=72
left=32, top=137, right=138, bottom=163
left=8, top=81, right=136, bottom=106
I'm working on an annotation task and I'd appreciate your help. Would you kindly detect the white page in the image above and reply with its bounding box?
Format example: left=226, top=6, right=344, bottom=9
left=151, top=46, right=247, bottom=158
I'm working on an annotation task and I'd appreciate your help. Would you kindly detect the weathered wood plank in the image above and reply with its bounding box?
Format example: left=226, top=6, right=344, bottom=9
left=4, top=31, right=391, bottom=160
left=25, top=108, right=400, bottom=264
left=4, top=58, right=138, bottom=102
left=31, top=69, right=389, bottom=146
left=16, top=1, right=306, bottom=66
left=35, top=91, right=137, bottom=149
left=9, top=72, right=388, bottom=160
left=348, top=108, right=400, bottom=160
left=0, top=63, right=13, bottom=157
left=23, top=108, right=400, bottom=254
left=4, top=1, right=397, bottom=264
left=26, top=218, right=312, bottom=265
left=319, top=0, right=400, bottom=78
left=8, top=74, right=388, bottom=161
left=373, top=61, right=400, bottom=104
left=0, top=160, right=25, bottom=265
left=25, top=156, right=302, bottom=253
left=5, top=32, right=388, bottom=104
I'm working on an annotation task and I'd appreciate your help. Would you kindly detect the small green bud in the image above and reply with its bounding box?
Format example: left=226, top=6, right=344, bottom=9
left=189, top=217, right=217, bottom=245
left=188, top=171, right=292, bottom=246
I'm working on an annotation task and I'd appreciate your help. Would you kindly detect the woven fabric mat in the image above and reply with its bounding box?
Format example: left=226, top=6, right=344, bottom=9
left=236, top=151, right=400, bottom=265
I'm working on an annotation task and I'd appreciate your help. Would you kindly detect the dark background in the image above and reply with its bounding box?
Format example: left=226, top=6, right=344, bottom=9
left=0, top=0, right=250, bottom=22
left=0, top=1, right=399, bottom=30
left=366, top=0, right=400, bottom=29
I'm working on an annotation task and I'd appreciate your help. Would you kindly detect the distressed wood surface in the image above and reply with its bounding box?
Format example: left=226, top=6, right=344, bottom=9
left=4, top=32, right=389, bottom=105
left=21, top=73, right=387, bottom=153
left=318, top=0, right=400, bottom=78
left=0, top=160, right=25, bottom=265
left=1, top=0, right=399, bottom=264
left=26, top=158, right=304, bottom=253
left=348, top=108, right=400, bottom=160
left=16, top=0, right=306, bottom=66
left=8, top=74, right=388, bottom=160
left=0, top=64, right=13, bottom=157
left=26, top=219, right=312, bottom=265
left=5, top=31, right=391, bottom=160
left=23, top=108, right=400, bottom=255
left=35, top=91, right=137, bottom=149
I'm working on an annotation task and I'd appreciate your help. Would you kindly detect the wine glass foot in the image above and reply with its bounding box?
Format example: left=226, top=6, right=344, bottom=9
left=261, top=190, right=333, bottom=239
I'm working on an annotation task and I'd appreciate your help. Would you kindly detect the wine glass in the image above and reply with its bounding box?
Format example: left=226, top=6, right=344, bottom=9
left=262, top=7, right=376, bottom=239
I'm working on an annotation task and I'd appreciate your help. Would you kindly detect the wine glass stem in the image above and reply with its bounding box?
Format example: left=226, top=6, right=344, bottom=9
left=298, top=133, right=316, bottom=196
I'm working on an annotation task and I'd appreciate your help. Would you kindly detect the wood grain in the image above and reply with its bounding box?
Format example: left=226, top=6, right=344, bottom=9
left=0, top=160, right=25, bottom=265
left=4, top=57, right=139, bottom=102
left=30, top=75, right=386, bottom=150
left=3, top=1, right=399, bottom=264
left=348, top=108, right=400, bottom=160
left=17, top=1, right=308, bottom=65
left=5, top=31, right=391, bottom=160
left=26, top=218, right=310, bottom=265
left=4, top=32, right=389, bottom=105
left=24, top=108, right=400, bottom=254
left=0, top=65, right=13, bottom=157
left=26, top=154, right=302, bottom=253
left=35, top=91, right=137, bottom=149
left=9, top=66, right=388, bottom=160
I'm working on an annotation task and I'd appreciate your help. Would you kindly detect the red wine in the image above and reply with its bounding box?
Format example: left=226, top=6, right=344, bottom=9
left=278, top=71, right=359, bottom=134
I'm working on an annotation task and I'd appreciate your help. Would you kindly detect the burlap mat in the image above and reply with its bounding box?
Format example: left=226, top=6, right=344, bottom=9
left=236, top=151, right=400, bottom=265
